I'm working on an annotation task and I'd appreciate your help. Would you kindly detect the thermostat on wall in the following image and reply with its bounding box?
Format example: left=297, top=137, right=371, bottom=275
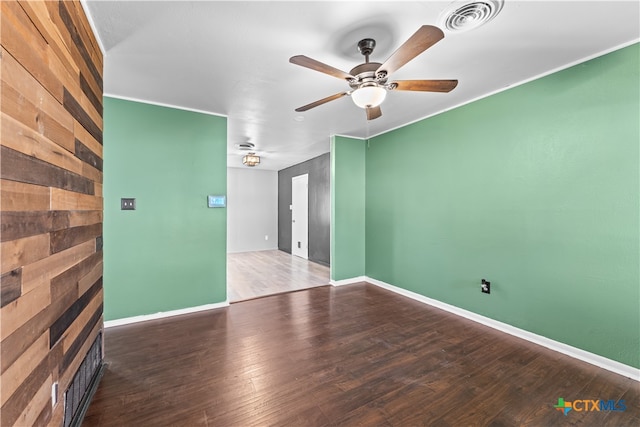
left=208, top=195, right=226, bottom=208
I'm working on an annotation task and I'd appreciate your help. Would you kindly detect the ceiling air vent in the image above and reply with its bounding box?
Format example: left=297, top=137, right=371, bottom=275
left=235, top=142, right=255, bottom=151
left=439, top=0, right=504, bottom=33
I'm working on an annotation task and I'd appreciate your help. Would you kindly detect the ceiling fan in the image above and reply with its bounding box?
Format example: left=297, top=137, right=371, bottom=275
left=290, top=25, right=458, bottom=121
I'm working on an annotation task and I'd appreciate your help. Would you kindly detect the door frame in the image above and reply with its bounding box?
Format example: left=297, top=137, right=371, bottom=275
left=291, top=173, right=309, bottom=259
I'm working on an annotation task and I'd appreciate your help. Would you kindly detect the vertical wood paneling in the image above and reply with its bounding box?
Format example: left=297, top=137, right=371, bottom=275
left=0, top=1, right=103, bottom=425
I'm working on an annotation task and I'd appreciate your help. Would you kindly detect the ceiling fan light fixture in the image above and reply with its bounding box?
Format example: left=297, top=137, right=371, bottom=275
left=242, top=152, right=260, bottom=167
left=291, top=25, right=456, bottom=121
left=351, top=86, right=387, bottom=109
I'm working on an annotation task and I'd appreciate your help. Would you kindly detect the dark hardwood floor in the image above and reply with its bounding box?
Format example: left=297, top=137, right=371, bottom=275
left=83, top=283, right=639, bottom=426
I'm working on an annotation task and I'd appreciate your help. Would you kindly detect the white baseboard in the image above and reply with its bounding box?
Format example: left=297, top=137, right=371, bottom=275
left=104, top=301, right=229, bottom=328
left=330, top=276, right=367, bottom=287
left=102, top=278, right=639, bottom=381
left=363, top=276, right=639, bottom=381
left=227, top=247, right=279, bottom=254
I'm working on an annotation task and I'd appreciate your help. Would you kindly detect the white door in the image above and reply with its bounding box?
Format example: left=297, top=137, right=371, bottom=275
left=291, top=174, right=309, bottom=259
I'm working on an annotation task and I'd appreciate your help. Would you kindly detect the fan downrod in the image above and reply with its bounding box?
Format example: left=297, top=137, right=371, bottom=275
left=357, top=38, right=376, bottom=62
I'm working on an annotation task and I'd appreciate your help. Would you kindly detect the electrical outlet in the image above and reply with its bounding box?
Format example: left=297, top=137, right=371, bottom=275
left=265, top=235, right=269, bottom=241
left=481, top=279, right=491, bottom=294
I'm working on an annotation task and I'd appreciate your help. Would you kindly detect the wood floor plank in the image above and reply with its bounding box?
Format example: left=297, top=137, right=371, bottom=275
left=83, top=283, right=640, bottom=426
left=227, top=249, right=329, bottom=302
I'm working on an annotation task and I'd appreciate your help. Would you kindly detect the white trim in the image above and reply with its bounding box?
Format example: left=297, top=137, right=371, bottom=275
left=226, top=247, right=279, bottom=254
left=103, top=94, right=227, bottom=118
left=363, top=276, right=640, bottom=381
left=79, top=0, right=106, bottom=55
left=330, top=276, right=367, bottom=287
left=365, top=38, right=640, bottom=140
left=332, top=133, right=365, bottom=141
left=104, top=301, right=229, bottom=328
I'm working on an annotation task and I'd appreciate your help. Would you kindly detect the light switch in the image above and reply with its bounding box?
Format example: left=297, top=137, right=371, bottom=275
left=121, top=198, right=136, bottom=210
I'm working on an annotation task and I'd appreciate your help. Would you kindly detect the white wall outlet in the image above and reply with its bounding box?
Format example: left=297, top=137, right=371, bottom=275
left=51, top=382, right=58, bottom=407
left=265, top=235, right=269, bottom=241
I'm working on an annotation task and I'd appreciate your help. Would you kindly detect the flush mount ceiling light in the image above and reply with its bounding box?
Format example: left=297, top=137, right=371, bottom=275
left=439, top=0, right=504, bottom=32
left=242, top=152, right=260, bottom=167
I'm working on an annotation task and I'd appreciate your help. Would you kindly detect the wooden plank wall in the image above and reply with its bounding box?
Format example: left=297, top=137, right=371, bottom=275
left=0, top=1, right=104, bottom=425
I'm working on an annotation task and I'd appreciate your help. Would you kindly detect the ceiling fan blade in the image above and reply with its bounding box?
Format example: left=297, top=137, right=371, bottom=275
left=391, top=79, right=458, bottom=93
left=377, top=25, right=445, bottom=77
left=295, top=91, right=349, bottom=112
left=290, top=55, right=354, bottom=81
left=366, top=106, right=382, bottom=120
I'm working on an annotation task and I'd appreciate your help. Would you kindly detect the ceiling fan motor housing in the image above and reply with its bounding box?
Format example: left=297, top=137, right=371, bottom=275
left=348, top=62, right=387, bottom=89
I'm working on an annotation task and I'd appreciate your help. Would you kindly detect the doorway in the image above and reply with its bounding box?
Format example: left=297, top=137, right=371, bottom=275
left=291, top=174, right=309, bottom=259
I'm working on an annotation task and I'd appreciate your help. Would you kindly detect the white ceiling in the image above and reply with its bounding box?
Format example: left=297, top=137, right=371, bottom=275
left=84, top=1, right=639, bottom=171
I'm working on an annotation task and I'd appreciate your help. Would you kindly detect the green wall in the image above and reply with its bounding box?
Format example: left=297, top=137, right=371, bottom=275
left=364, top=44, right=639, bottom=368
left=331, top=136, right=366, bottom=281
left=104, top=97, right=227, bottom=320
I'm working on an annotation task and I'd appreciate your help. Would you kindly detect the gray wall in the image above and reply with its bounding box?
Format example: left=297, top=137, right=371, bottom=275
left=227, top=168, right=279, bottom=253
left=278, top=152, right=330, bottom=266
